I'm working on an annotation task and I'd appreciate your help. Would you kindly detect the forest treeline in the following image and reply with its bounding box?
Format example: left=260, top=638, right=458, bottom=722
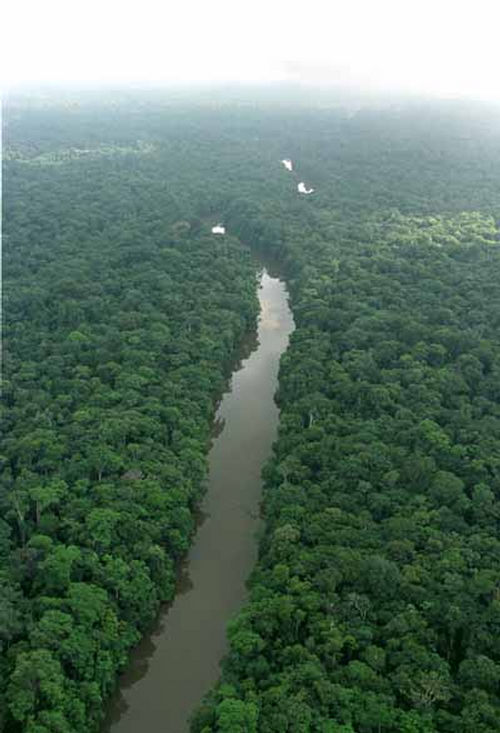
left=3, top=92, right=500, bottom=732
left=193, top=209, right=500, bottom=733
left=1, top=110, right=260, bottom=732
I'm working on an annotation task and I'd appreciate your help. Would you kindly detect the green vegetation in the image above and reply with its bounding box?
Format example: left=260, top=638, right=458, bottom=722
left=4, top=140, right=155, bottom=165
left=1, top=104, right=259, bottom=731
left=194, top=210, right=500, bottom=733
left=4, top=91, right=500, bottom=732
left=190, top=102, right=500, bottom=732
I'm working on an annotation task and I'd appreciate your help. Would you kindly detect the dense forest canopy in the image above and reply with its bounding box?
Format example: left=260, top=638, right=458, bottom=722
left=3, top=89, right=500, bottom=732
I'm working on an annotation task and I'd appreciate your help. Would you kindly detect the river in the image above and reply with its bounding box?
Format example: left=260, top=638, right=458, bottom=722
left=103, top=267, right=294, bottom=733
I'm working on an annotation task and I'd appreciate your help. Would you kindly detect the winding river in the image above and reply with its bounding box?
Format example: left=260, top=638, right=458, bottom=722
left=103, top=267, right=294, bottom=733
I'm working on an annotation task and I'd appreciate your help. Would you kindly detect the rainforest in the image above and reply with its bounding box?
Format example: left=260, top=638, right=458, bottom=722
left=3, top=89, right=500, bottom=733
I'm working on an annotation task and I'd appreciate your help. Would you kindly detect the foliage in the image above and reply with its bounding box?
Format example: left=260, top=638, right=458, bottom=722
left=4, top=91, right=500, bottom=732
left=2, top=100, right=259, bottom=731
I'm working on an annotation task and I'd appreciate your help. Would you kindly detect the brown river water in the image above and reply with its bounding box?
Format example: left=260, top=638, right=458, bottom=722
left=103, top=268, right=294, bottom=733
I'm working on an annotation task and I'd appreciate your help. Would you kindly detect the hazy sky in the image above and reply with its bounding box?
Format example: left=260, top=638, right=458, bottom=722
left=3, top=0, right=500, bottom=100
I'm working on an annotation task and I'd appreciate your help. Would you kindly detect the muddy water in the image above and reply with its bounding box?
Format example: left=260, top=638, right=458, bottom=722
left=103, top=268, right=294, bottom=733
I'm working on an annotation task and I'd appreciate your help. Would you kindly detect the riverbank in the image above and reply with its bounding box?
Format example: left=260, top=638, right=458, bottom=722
left=102, top=268, right=294, bottom=733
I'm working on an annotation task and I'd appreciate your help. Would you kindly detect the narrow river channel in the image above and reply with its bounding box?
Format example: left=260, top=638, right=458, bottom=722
left=103, top=268, right=295, bottom=733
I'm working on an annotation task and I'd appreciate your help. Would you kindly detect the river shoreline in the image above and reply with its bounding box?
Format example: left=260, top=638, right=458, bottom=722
left=102, top=265, right=294, bottom=733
